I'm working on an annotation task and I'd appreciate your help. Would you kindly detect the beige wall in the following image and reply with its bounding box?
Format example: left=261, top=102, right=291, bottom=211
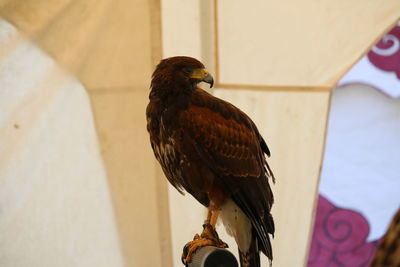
left=216, top=0, right=400, bottom=87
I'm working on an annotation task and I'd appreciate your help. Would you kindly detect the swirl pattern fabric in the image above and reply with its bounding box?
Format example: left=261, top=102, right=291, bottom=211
left=368, top=25, right=400, bottom=79
left=308, top=196, right=379, bottom=267
left=338, top=23, right=400, bottom=98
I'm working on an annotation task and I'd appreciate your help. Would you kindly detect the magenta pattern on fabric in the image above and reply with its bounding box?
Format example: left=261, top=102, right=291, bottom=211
left=368, top=25, right=400, bottom=79
left=308, top=195, right=379, bottom=267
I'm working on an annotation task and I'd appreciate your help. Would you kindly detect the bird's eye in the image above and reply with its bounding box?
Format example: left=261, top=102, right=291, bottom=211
left=183, top=67, right=193, bottom=73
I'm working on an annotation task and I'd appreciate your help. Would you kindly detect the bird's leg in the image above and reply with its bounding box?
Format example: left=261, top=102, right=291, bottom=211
left=205, top=207, right=219, bottom=226
left=182, top=203, right=228, bottom=265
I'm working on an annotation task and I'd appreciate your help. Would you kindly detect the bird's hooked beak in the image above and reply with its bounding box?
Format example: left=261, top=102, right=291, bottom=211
left=189, top=68, right=214, bottom=88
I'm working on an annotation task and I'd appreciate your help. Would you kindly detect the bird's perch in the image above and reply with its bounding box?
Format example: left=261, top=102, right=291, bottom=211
left=185, top=246, right=238, bottom=267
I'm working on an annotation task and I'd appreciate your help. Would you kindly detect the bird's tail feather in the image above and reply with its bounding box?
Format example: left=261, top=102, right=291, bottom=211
left=238, top=235, right=260, bottom=267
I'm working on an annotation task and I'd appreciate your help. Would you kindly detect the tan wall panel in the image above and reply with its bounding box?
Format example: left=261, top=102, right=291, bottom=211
left=90, top=90, right=172, bottom=267
left=213, top=88, right=331, bottom=267
left=0, top=0, right=154, bottom=89
left=161, top=0, right=202, bottom=59
left=78, top=0, right=154, bottom=89
left=217, top=0, right=400, bottom=87
left=84, top=0, right=169, bottom=265
left=0, top=0, right=72, bottom=34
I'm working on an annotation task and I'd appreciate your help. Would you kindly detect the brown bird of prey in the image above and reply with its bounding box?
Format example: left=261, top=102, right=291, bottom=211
left=146, top=56, right=275, bottom=267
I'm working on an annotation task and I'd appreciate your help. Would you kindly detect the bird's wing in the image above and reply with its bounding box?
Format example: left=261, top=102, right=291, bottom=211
left=179, top=103, right=267, bottom=179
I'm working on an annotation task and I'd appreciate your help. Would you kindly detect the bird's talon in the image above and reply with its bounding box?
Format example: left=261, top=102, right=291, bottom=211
left=181, top=225, right=228, bottom=264
left=182, top=237, right=217, bottom=264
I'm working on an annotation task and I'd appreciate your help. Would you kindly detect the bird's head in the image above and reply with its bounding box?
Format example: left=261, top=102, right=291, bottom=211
left=150, top=56, right=214, bottom=98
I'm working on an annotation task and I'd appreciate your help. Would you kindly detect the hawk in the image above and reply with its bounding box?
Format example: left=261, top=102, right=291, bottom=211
left=146, top=56, right=275, bottom=267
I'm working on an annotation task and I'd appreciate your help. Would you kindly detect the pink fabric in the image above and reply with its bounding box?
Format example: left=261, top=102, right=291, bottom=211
left=337, top=23, right=400, bottom=98
left=368, top=25, right=400, bottom=79
left=308, top=196, right=379, bottom=267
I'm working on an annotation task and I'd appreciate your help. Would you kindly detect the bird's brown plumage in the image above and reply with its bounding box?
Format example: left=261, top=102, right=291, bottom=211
left=146, top=56, right=275, bottom=266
